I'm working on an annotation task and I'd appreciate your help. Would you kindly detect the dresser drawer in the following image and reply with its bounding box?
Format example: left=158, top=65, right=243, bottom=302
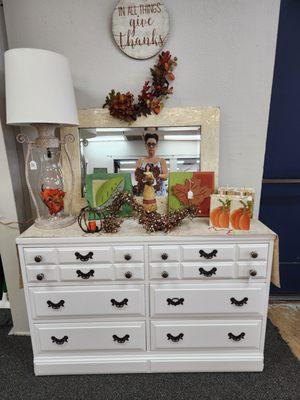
left=114, top=264, right=144, bottom=280
left=34, top=321, right=146, bottom=352
left=149, top=263, right=180, bottom=280
left=113, top=246, right=144, bottom=263
left=150, top=284, right=266, bottom=316
left=237, top=244, right=269, bottom=261
left=149, top=246, right=180, bottom=262
left=182, top=262, right=234, bottom=279
left=237, top=262, right=268, bottom=279
left=59, top=265, right=114, bottom=281
left=151, top=320, right=261, bottom=350
left=26, top=265, right=59, bottom=283
left=57, top=247, right=113, bottom=264
left=24, top=248, right=57, bottom=265
left=29, top=285, right=145, bottom=319
left=182, top=245, right=235, bottom=261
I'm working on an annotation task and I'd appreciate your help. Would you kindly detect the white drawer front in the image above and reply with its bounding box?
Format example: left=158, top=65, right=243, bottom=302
left=29, top=285, right=145, bottom=319
left=24, top=248, right=57, bottom=265
left=114, top=264, right=144, bottom=280
left=237, top=262, right=267, bottom=279
left=182, top=245, right=235, bottom=261
left=150, top=263, right=181, bottom=280
left=151, top=320, right=261, bottom=350
left=57, top=247, right=113, bottom=264
left=35, top=321, right=146, bottom=352
left=26, top=265, right=59, bottom=283
left=150, top=284, right=266, bottom=316
left=113, top=246, right=144, bottom=263
left=237, top=244, right=269, bottom=261
left=149, top=246, right=180, bottom=262
left=59, top=265, right=114, bottom=281
left=182, top=262, right=234, bottom=279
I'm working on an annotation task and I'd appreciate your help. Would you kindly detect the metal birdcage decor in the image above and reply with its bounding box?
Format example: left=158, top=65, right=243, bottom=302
left=77, top=206, right=103, bottom=233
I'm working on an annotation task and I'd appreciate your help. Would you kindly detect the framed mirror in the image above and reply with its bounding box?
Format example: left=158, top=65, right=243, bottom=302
left=60, top=106, right=220, bottom=214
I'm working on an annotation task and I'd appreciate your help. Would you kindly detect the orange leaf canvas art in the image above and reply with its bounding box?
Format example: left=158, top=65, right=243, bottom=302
left=168, top=172, right=215, bottom=217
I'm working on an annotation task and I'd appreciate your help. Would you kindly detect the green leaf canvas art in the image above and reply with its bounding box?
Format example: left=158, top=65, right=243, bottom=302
left=86, top=172, right=132, bottom=217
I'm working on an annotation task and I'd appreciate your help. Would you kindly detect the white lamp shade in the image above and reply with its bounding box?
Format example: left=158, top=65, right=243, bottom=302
left=5, top=48, right=79, bottom=126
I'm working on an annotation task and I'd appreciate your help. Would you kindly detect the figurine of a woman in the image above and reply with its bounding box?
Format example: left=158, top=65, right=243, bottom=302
left=135, top=133, right=168, bottom=196
left=142, top=163, right=157, bottom=212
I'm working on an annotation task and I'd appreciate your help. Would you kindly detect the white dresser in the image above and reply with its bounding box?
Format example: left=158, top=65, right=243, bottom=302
left=17, top=218, right=275, bottom=375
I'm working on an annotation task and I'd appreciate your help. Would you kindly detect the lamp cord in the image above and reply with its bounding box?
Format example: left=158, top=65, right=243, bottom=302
left=0, top=217, right=34, bottom=229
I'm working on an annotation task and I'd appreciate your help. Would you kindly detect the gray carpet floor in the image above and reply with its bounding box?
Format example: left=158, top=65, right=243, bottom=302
left=0, top=309, right=299, bottom=400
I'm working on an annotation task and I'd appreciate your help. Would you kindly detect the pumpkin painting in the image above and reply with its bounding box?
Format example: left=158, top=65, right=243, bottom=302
left=210, top=198, right=231, bottom=228
left=230, top=200, right=252, bottom=230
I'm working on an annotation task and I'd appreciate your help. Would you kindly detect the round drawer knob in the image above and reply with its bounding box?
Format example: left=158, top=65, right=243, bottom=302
left=34, top=255, right=43, bottom=263
left=161, top=271, right=169, bottom=279
left=250, top=251, right=258, bottom=259
left=249, top=269, right=257, bottom=277
left=161, top=253, right=168, bottom=260
left=125, top=271, right=132, bottom=279
left=124, top=254, right=132, bottom=261
left=36, top=273, right=45, bottom=281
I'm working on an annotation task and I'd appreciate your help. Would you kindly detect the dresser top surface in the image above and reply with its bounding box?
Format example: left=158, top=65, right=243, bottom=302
left=17, top=218, right=276, bottom=244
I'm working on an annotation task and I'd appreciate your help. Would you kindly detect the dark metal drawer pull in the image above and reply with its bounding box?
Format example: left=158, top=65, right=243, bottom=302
left=199, top=249, right=217, bottom=259
left=111, top=298, right=128, bottom=308
left=51, top=335, right=68, bottom=345
left=199, top=267, right=217, bottom=277
left=47, top=300, right=65, bottom=309
left=167, top=333, right=184, bottom=342
left=167, top=297, right=184, bottom=306
left=230, top=297, right=248, bottom=307
left=228, top=332, right=245, bottom=341
left=113, top=334, right=130, bottom=343
left=76, top=269, right=95, bottom=279
left=75, top=251, right=94, bottom=262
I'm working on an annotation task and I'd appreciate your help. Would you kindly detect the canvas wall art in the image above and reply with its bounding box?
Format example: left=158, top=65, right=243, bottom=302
left=85, top=172, right=132, bottom=217
left=168, top=172, right=215, bottom=216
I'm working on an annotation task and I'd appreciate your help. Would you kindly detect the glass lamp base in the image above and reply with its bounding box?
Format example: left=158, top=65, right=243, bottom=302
left=34, top=215, right=76, bottom=230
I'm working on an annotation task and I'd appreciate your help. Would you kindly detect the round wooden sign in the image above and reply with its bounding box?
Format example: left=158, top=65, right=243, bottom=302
left=112, top=0, right=169, bottom=60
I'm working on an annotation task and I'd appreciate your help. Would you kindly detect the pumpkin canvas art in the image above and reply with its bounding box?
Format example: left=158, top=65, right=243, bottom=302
left=210, top=194, right=253, bottom=230
left=85, top=172, right=132, bottom=218
left=230, top=197, right=253, bottom=230
left=210, top=196, right=231, bottom=229
left=168, top=172, right=215, bottom=217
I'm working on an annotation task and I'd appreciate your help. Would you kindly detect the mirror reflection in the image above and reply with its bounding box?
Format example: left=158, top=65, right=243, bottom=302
left=79, top=127, right=201, bottom=197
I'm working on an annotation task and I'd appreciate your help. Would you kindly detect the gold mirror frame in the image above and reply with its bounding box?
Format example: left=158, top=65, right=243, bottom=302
left=61, top=106, right=220, bottom=214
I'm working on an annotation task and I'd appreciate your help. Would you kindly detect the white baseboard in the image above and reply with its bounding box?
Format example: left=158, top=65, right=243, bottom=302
left=0, top=293, right=10, bottom=309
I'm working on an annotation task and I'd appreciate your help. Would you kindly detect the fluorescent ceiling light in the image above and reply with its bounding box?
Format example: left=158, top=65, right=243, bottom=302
left=159, top=127, right=200, bottom=132
left=88, top=136, right=125, bottom=142
left=164, top=135, right=201, bottom=141
left=176, top=160, right=185, bottom=164
left=120, top=168, right=135, bottom=171
left=96, top=128, right=132, bottom=133
left=119, top=161, right=137, bottom=165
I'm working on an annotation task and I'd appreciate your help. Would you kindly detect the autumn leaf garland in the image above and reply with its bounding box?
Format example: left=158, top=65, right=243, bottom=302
left=103, top=51, right=177, bottom=122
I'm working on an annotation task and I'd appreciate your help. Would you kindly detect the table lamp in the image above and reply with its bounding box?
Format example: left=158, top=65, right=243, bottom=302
left=5, top=48, right=79, bottom=229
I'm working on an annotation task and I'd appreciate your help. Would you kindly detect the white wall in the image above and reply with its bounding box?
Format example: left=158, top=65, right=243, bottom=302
left=2, top=0, right=280, bottom=216
left=0, top=6, right=29, bottom=333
